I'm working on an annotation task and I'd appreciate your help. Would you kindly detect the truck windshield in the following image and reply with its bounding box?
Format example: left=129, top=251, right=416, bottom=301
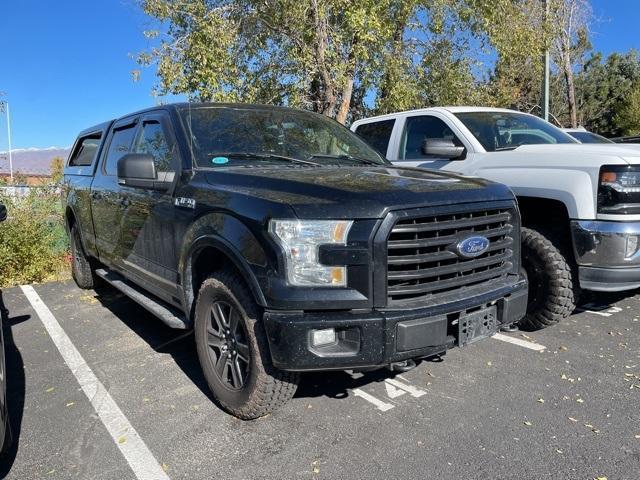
left=179, top=105, right=387, bottom=167
left=567, top=131, right=614, bottom=144
left=454, top=111, right=578, bottom=152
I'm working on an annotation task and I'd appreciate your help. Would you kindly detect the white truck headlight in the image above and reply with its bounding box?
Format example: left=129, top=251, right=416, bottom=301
left=598, top=165, right=640, bottom=214
left=269, top=219, right=353, bottom=287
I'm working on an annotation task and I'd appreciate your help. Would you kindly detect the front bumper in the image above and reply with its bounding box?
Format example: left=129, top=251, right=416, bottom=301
left=571, top=220, right=640, bottom=291
left=263, top=277, right=528, bottom=371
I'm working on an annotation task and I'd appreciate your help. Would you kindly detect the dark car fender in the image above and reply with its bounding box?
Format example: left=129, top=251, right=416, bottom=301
left=179, top=212, right=271, bottom=319
left=63, top=188, right=98, bottom=259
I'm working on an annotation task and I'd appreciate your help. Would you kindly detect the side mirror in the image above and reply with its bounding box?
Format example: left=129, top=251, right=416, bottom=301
left=0, top=203, right=6, bottom=223
left=421, top=139, right=466, bottom=160
left=117, top=153, right=170, bottom=191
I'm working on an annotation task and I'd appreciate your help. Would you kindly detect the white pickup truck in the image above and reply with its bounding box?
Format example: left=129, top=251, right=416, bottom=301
left=352, top=107, right=640, bottom=330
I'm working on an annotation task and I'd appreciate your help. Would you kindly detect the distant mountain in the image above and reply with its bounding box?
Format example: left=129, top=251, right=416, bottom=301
left=0, top=147, right=71, bottom=175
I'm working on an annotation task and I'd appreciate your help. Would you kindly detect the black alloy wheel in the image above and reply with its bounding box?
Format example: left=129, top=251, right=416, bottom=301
left=206, top=301, right=251, bottom=390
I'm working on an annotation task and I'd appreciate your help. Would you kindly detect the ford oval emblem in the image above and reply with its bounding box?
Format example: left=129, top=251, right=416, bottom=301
left=455, top=235, right=490, bottom=258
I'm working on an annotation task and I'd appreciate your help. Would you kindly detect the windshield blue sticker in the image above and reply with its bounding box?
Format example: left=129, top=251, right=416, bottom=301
left=211, top=156, right=229, bottom=165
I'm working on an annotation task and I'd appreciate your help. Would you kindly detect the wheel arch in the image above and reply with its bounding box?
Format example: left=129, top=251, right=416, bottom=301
left=517, top=196, right=571, bottom=229
left=183, top=235, right=267, bottom=323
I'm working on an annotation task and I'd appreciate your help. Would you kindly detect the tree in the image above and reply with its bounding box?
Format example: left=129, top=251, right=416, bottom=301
left=136, top=0, right=548, bottom=123
left=137, top=0, right=399, bottom=124
left=574, top=51, right=640, bottom=136
left=550, top=0, right=593, bottom=127
left=615, top=83, right=640, bottom=136
left=50, top=156, right=64, bottom=184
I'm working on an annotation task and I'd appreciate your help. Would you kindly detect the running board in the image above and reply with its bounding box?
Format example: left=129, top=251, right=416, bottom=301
left=95, top=268, right=190, bottom=330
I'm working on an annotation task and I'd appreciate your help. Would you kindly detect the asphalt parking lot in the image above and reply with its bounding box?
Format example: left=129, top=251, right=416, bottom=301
left=1, top=280, right=639, bottom=480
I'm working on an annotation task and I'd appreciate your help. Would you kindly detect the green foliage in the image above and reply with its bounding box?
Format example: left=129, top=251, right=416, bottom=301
left=50, top=156, right=65, bottom=184
left=573, top=51, right=640, bottom=136
left=135, top=0, right=640, bottom=135
left=137, top=0, right=546, bottom=122
left=615, top=83, right=640, bottom=136
left=0, top=189, right=69, bottom=287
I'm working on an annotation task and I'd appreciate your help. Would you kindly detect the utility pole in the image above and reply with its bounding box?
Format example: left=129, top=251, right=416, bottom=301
left=541, top=0, right=550, bottom=122
left=6, top=102, right=13, bottom=182
left=0, top=99, right=13, bottom=182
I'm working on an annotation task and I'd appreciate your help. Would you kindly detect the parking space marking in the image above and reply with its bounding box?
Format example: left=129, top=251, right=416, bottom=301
left=20, top=285, right=170, bottom=480
left=576, top=304, right=623, bottom=317
left=492, top=333, right=546, bottom=352
left=384, top=378, right=427, bottom=398
left=353, top=388, right=395, bottom=411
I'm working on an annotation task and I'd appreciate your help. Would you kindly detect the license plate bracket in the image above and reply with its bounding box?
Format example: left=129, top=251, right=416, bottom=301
left=459, top=306, right=498, bottom=346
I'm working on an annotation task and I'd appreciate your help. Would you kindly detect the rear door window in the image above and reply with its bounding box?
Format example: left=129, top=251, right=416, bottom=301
left=104, top=124, right=137, bottom=176
left=354, top=120, right=395, bottom=157
left=69, top=134, right=101, bottom=167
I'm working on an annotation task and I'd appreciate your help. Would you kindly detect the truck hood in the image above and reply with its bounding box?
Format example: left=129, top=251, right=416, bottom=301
left=205, top=166, right=513, bottom=219
left=507, top=144, right=640, bottom=166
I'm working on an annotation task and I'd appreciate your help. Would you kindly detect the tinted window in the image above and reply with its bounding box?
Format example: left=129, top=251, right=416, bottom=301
left=455, top=112, right=576, bottom=152
left=133, top=120, right=175, bottom=181
left=403, top=116, right=461, bottom=159
left=568, top=131, right=614, bottom=144
left=354, top=120, right=395, bottom=156
left=179, top=106, right=385, bottom=167
left=69, top=135, right=101, bottom=167
left=104, top=124, right=137, bottom=176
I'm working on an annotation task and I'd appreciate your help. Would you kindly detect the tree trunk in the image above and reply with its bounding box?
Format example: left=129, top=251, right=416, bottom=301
left=311, top=0, right=336, bottom=117
left=564, top=56, right=578, bottom=127
left=335, top=76, right=354, bottom=124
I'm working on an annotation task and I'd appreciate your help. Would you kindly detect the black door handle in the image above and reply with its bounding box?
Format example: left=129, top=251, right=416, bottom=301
left=91, top=191, right=102, bottom=200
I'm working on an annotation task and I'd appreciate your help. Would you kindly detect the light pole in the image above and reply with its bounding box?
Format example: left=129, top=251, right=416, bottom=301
left=0, top=100, right=12, bottom=182
left=541, top=0, right=550, bottom=122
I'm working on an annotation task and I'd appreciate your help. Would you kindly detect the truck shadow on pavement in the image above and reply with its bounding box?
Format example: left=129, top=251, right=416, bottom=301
left=0, top=314, right=29, bottom=478
left=90, top=286, right=217, bottom=402
left=90, top=284, right=416, bottom=407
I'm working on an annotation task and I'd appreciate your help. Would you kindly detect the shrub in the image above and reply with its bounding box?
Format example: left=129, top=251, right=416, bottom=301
left=0, top=188, right=70, bottom=287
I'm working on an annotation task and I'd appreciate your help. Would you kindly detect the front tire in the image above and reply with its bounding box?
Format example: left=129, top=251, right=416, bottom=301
left=70, top=224, right=95, bottom=289
left=519, top=227, right=578, bottom=331
left=194, top=270, right=299, bottom=419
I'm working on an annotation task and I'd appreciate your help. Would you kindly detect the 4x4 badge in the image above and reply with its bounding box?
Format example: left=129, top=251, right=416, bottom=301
left=175, top=197, right=196, bottom=209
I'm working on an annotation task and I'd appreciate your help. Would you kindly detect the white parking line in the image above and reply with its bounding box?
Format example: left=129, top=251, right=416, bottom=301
left=353, top=388, right=395, bottom=411
left=576, top=304, right=623, bottom=317
left=20, top=285, right=170, bottom=480
left=492, top=333, right=546, bottom=352
left=384, top=378, right=427, bottom=398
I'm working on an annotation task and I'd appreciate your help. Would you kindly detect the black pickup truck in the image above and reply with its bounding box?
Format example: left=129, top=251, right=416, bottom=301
left=63, top=103, right=527, bottom=418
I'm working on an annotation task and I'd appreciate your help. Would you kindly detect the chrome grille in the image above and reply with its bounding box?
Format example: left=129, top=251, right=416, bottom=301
left=387, top=208, right=515, bottom=302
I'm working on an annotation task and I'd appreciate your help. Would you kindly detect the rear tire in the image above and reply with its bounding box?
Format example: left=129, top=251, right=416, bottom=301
left=70, top=224, right=95, bottom=289
left=518, top=227, right=578, bottom=331
left=194, top=270, right=299, bottom=419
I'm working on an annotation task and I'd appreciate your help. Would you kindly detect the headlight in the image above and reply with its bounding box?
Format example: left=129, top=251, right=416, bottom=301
left=598, top=165, right=640, bottom=214
left=269, top=219, right=353, bottom=287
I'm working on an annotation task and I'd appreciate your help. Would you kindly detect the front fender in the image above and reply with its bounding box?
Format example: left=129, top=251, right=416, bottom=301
left=478, top=168, right=596, bottom=219
left=179, top=212, right=271, bottom=317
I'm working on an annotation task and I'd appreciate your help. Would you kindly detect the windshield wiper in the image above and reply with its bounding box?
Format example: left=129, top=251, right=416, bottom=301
left=307, top=153, right=383, bottom=166
left=493, top=146, right=519, bottom=151
left=207, top=152, right=322, bottom=167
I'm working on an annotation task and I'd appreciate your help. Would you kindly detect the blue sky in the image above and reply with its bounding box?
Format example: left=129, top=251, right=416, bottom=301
left=1, top=0, right=639, bottom=150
